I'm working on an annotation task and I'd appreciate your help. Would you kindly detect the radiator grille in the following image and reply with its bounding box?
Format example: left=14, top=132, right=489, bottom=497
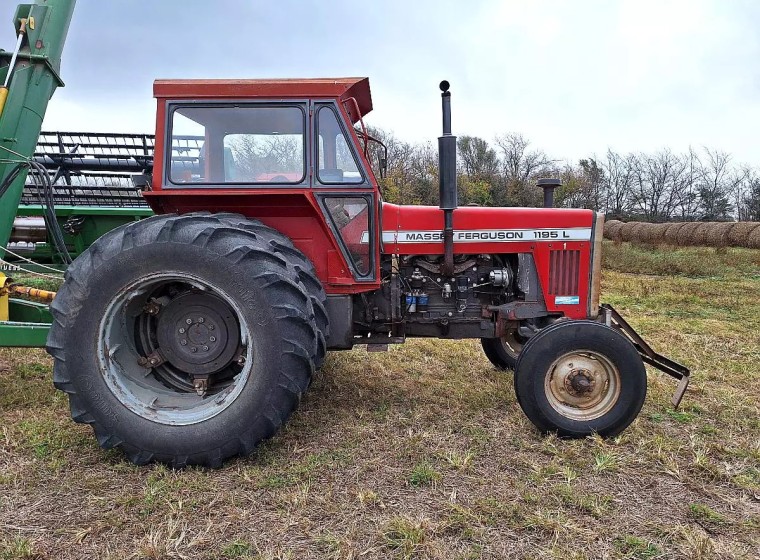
left=548, top=250, right=580, bottom=295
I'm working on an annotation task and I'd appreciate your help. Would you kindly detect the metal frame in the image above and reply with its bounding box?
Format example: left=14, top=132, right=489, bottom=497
left=162, top=99, right=311, bottom=190
left=600, top=304, right=691, bottom=407
left=316, top=192, right=377, bottom=281
left=313, top=101, right=370, bottom=187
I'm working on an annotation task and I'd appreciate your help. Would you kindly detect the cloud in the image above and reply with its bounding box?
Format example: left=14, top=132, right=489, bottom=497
left=2, top=0, right=758, bottom=166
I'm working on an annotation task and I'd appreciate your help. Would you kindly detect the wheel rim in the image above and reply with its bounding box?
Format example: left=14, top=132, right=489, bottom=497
left=544, top=350, right=621, bottom=421
left=501, top=328, right=525, bottom=358
left=98, top=273, right=253, bottom=426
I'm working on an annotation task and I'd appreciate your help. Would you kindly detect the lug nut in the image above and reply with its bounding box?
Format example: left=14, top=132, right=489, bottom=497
left=198, top=317, right=205, bottom=323
left=191, top=347, right=197, bottom=353
left=209, top=336, right=216, bottom=342
left=203, top=345, right=209, bottom=351
left=179, top=328, right=186, bottom=334
left=186, top=318, right=192, bottom=325
left=209, top=325, right=215, bottom=331
left=180, top=340, right=187, bottom=346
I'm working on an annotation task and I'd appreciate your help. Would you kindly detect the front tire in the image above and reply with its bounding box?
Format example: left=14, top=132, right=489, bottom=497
left=514, top=321, right=647, bottom=438
left=46, top=214, right=322, bottom=468
left=481, top=328, right=525, bottom=371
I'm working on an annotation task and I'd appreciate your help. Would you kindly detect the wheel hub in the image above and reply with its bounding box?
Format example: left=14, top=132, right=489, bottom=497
left=156, top=292, right=240, bottom=376
left=545, top=352, right=622, bottom=421
left=565, top=368, right=596, bottom=395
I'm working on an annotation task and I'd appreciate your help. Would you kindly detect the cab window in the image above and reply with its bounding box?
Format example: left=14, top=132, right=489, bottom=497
left=323, top=196, right=370, bottom=275
left=168, top=105, right=306, bottom=185
left=316, top=106, right=364, bottom=184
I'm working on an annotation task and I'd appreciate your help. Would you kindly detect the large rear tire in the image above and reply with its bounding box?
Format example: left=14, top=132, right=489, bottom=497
left=46, top=213, right=322, bottom=467
left=513, top=321, right=647, bottom=438
left=210, top=213, right=329, bottom=367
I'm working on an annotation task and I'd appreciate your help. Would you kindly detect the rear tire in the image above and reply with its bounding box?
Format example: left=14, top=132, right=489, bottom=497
left=211, top=213, right=329, bottom=368
left=46, top=213, right=321, bottom=467
left=514, top=321, right=647, bottom=438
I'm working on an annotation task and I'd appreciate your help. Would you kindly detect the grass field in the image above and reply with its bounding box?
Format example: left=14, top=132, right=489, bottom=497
left=1, top=243, right=759, bottom=559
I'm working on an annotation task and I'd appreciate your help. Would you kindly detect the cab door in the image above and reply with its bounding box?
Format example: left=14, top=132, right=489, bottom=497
left=312, top=101, right=380, bottom=285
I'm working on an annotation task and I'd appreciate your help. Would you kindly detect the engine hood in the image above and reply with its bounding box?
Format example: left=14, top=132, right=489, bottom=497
left=380, top=203, right=596, bottom=254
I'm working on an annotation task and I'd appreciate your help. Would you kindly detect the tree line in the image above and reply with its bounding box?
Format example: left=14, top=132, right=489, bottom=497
left=365, top=128, right=760, bottom=222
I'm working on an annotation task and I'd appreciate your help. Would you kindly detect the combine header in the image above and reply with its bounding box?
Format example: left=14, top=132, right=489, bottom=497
left=5, top=131, right=154, bottom=268
left=1, top=0, right=690, bottom=468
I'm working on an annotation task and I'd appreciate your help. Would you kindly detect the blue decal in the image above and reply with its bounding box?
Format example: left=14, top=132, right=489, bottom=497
left=555, top=296, right=580, bottom=305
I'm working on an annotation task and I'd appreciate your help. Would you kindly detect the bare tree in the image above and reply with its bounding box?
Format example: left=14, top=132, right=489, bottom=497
left=735, top=165, right=759, bottom=221
left=360, top=126, right=760, bottom=221
left=227, top=135, right=303, bottom=180
left=672, top=147, right=702, bottom=220
left=602, top=150, right=635, bottom=219
left=458, top=136, right=500, bottom=181
left=697, top=148, right=738, bottom=221
left=494, top=133, right=553, bottom=206
left=631, top=149, right=688, bottom=221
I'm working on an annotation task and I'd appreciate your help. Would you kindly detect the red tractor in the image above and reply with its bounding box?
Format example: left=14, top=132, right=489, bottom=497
left=47, top=78, right=689, bottom=467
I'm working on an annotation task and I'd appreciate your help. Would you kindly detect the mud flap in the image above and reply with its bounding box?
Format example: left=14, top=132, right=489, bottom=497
left=600, top=304, right=691, bottom=408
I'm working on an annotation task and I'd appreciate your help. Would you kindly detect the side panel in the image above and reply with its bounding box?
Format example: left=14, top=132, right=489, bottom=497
left=380, top=203, right=595, bottom=319
left=142, top=190, right=381, bottom=295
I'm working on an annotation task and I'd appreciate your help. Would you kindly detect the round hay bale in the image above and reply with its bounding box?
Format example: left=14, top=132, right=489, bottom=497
left=647, top=223, right=669, bottom=245
left=692, top=223, right=715, bottom=247
left=703, top=222, right=735, bottom=248
left=727, top=222, right=760, bottom=248
left=748, top=224, right=760, bottom=249
left=634, top=222, right=653, bottom=243
left=604, top=220, right=624, bottom=241
left=619, top=221, right=639, bottom=242
left=663, top=222, right=688, bottom=245
left=630, top=222, right=649, bottom=243
left=676, top=222, right=702, bottom=247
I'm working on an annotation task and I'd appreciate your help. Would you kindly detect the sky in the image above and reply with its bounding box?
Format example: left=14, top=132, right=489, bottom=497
left=3, top=0, right=760, bottom=166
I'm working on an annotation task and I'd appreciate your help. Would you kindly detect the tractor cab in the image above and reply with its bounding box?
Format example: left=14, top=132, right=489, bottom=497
left=143, top=78, right=382, bottom=291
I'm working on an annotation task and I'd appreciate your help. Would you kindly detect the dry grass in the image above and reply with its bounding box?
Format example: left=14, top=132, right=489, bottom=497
left=1, top=245, right=759, bottom=559
left=602, top=241, right=760, bottom=277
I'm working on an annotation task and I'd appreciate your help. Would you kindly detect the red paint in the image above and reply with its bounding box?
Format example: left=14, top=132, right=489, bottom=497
left=145, top=77, right=597, bottom=319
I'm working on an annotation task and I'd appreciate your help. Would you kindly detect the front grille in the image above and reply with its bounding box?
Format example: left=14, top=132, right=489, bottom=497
left=548, top=249, right=580, bottom=295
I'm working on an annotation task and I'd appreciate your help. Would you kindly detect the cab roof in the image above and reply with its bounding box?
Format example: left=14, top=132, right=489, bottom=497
left=153, top=77, right=373, bottom=122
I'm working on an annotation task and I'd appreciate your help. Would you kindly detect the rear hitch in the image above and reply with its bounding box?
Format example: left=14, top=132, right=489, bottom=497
left=599, top=304, right=690, bottom=408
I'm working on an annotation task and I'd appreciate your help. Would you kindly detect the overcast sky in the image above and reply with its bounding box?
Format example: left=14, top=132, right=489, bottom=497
left=3, top=0, right=760, bottom=166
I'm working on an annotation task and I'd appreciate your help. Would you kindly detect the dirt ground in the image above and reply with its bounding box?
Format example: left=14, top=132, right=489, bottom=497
left=1, top=247, right=759, bottom=559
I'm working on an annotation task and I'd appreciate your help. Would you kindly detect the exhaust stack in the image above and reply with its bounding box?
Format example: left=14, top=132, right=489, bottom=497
left=438, top=80, right=457, bottom=277
left=537, top=178, right=561, bottom=208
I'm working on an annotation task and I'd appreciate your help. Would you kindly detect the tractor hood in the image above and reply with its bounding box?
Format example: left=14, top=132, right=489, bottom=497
left=380, top=203, right=596, bottom=254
